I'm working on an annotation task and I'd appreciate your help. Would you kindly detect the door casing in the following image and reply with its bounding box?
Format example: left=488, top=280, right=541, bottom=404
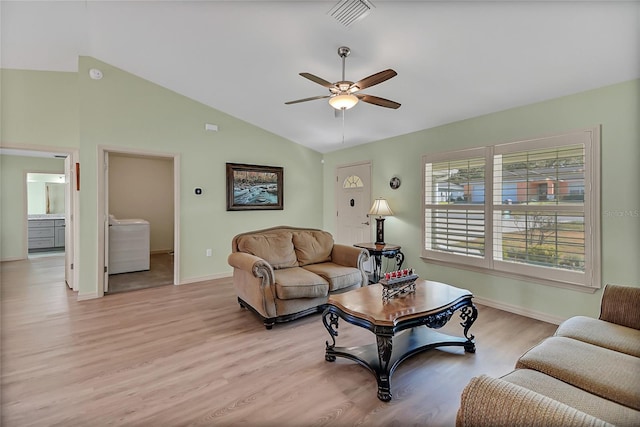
left=97, top=146, right=181, bottom=296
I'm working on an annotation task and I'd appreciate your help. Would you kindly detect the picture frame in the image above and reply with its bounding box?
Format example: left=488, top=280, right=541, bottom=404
left=226, top=163, right=284, bottom=211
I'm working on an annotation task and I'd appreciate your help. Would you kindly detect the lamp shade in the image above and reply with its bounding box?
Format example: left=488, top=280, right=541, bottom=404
left=328, top=93, right=358, bottom=110
left=369, top=198, right=394, bottom=216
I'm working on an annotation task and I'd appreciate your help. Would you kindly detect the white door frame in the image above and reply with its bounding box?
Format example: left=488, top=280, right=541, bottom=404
left=64, top=155, right=76, bottom=290
left=103, top=151, right=110, bottom=293
left=97, top=145, right=181, bottom=296
left=0, top=143, right=80, bottom=291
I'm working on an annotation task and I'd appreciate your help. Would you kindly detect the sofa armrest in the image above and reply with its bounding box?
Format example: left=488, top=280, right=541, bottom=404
left=331, top=244, right=369, bottom=269
left=227, top=252, right=275, bottom=285
left=456, top=375, right=613, bottom=427
left=599, top=284, right=640, bottom=330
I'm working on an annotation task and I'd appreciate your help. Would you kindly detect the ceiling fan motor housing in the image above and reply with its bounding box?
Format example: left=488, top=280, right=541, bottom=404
left=338, top=46, right=351, bottom=58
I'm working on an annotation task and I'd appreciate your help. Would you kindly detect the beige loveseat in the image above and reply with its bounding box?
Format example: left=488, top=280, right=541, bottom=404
left=457, top=284, right=640, bottom=427
left=228, top=226, right=369, bottom=329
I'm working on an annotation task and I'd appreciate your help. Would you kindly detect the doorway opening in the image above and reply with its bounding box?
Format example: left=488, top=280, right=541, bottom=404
left=26, top=172, right=66, bottom=257
left=98, top=147, right=180, bottom=295
left=0, top=146, right=79, bottom=292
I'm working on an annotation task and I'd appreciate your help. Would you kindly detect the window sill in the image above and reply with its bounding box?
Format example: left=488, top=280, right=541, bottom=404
left=419, top=256, right=599, bottom=294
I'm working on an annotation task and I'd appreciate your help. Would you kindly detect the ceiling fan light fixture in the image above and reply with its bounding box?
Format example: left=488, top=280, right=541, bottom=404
left=329, top=93, right=358, bottom=110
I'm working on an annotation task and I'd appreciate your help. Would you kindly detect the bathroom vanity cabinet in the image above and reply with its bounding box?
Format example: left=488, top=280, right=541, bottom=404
left=28, top=217, right=65, bottom=250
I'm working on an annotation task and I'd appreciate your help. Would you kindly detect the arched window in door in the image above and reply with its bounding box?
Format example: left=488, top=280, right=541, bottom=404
left=343, top=175, right=364, bottom=188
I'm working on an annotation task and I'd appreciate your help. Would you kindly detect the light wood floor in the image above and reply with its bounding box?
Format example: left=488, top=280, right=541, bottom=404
left=1, top=255, right=558, bottom=426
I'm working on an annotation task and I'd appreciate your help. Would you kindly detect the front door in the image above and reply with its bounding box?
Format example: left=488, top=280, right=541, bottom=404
left=336, top=162, right=371, bottom=245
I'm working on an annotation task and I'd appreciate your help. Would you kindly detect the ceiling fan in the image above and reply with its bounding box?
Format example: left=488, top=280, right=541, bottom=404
left=285, top=46, right=400, bottom=111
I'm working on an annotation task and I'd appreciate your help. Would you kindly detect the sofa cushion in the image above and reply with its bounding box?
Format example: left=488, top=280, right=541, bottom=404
left=274, top=267, right=329, bottom=300
left=599, top=284, right=640, bottom=330
left=457, top=375, right=614, bottom=427
left=501, top=369, right=640, bottom=427
left=236, top=232, right=298, bottom=269
left=516, top=336, right=640, bottom=410
left=292, top=230, right=333, bottom=266
left=555, top=315, right=640, bottom=358
left=302, top=262, right=362, bottom=292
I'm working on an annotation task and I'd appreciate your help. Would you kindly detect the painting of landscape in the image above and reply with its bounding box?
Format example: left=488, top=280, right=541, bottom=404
left=226, top=163, right=283, bottom=210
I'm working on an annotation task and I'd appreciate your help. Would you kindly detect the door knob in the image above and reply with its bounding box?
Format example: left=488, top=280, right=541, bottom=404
left=362, top=221, right=370, bottom=225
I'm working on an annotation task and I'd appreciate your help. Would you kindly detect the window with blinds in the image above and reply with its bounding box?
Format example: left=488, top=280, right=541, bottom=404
left=422, top=128, right=600, bottom=290
left=424, top=151, right=487, bottom=266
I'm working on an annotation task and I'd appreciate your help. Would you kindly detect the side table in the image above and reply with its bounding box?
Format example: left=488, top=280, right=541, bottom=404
left=354, top=243, right=404, bottom=284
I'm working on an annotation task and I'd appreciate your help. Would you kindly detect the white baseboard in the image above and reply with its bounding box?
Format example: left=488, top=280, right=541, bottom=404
left=179, top=271, right=232, bottom=285
left=77, top=291, right=100, bottom=301
left=473, top=295, right=565, bottom=325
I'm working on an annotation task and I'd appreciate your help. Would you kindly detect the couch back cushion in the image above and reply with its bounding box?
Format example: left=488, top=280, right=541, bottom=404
left=236, top=232, right=298, bottom=269
left=292, top=230, right=333, bottom=266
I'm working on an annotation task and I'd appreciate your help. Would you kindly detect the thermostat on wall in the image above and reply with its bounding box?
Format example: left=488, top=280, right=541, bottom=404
left=194, top=187, right=203, bottom=195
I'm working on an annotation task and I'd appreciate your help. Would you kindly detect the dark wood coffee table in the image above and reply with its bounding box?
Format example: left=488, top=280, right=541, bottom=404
left=322, top=279, right=477, bottom=401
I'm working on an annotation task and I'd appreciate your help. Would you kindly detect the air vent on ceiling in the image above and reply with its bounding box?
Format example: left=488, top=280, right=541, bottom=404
left=328, top=0, right=375, bottom=28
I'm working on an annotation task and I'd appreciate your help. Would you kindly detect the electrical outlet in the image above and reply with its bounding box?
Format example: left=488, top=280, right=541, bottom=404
left=206, top=249, right=212, bottom=257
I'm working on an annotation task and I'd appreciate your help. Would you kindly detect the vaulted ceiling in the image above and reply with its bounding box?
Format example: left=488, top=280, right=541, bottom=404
left=2, top=1, right=638, bottom=153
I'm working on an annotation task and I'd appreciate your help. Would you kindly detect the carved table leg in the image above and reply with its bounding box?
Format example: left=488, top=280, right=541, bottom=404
left=394, top=250, right=404, bottom=270
left=373, top=254, right=383, bottom=283
left=459, top=303, right=478, bottom=353
left=375, top=334, right=393, bottom=401
left=322, top=308, right=339, bottom=362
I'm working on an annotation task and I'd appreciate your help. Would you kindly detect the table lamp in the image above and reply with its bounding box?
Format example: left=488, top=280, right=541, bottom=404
left=368, top=198, right=394, bottom=245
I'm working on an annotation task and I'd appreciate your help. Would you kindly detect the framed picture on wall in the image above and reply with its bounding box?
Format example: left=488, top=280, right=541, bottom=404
left=226, top=163, right=284, bottom=211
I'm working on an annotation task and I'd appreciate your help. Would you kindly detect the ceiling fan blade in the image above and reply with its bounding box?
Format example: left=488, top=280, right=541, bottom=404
left=351, top=69, right=397, bottom=91
left=300, top=73, right=335, bottom=89
left=357, top=94, right=401, bottom=109
left=285, top=95, right=330, bottom=105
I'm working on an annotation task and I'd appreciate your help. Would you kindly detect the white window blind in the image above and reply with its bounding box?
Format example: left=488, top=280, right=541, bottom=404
left=423, top=148, right=488, bottom=269
left=422, top=128, right=600, bottom=290
left=493, top=144, right=586, bottom=272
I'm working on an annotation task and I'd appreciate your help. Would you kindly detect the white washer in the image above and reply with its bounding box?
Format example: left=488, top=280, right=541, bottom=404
left=108, top=215, right=150, bottom=275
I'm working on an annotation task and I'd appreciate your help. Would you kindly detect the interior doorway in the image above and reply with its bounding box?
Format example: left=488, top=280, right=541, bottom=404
left=26, top=171, right=66, bottom=257
left=0, top=146, right=80, bottom=292
left=97, top=147, right=180, bottom=295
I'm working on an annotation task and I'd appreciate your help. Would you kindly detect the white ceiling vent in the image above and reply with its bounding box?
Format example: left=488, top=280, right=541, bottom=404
left=328, top=0, right=375, bottom=28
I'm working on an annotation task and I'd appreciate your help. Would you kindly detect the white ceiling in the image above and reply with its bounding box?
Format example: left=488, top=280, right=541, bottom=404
left=2, top=1, right=639, bottom=153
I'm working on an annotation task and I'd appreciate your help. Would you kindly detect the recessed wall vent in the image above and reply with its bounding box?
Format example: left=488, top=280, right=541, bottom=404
left=328, top=0, right=375, bottom=28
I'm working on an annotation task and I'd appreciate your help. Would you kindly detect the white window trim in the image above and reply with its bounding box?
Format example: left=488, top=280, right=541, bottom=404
left=421, top=127, right=601, bottom=293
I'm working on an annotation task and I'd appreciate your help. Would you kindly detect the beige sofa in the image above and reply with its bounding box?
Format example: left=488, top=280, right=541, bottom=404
left=457, top=284, right=640, bottom=427
left=228, top=226, right=369, bottom=329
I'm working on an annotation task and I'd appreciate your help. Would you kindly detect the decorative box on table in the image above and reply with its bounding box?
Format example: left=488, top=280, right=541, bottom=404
left=379, top=268, right=418, bottom=301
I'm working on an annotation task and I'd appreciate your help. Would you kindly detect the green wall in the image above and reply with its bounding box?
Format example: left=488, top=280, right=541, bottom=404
left=0, top=155, right=65, bottom=260
left=1, top=69, right=79, bottom=147
left=322, top=79, right=640, bottom=320
left=2, top=57, right=324, bottom=298
left=2, top=58, right=638, bottom=319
